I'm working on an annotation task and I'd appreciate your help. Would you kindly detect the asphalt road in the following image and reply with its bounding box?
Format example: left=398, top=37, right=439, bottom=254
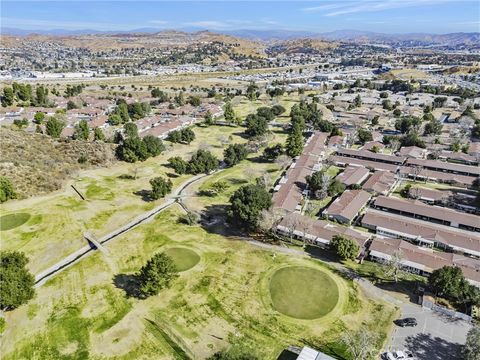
left=385, top=302, right=471, bottom=360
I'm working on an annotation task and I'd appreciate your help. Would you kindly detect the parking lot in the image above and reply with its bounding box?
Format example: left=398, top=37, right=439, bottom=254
left=385, top=303, right=471, bottom=360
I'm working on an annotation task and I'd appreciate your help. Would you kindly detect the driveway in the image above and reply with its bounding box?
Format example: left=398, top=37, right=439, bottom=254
left=385, top=302, right=471, bottom=360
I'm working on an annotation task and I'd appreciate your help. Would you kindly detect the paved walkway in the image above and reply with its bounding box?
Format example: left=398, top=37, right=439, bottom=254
left=34, top=171, right=212, bottom=287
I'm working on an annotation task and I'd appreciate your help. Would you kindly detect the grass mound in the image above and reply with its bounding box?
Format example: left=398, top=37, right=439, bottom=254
left=164, top=247, right=200, bottom=272
left=0, top=213, right=31, bottom=231
left=269, top=266, right=339, bottom=320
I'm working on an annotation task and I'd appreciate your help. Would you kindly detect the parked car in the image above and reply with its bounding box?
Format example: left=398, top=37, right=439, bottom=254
left=395, top=317, right=417, bottom=327
left=382, top=350, right=414, bottom=360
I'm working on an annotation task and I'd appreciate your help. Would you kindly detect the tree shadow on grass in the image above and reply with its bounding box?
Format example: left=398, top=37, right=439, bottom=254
left=199, top=204, right=246, bottom=237
left=375, top=279, right=420, bottom=304
left=133, top=190, right=154, bottom=202
left=113, top=273, right=144, bottom=299
left=405, top=332, right=463, bottom=360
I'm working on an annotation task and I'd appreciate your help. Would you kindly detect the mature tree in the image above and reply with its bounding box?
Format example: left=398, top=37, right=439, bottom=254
left=124, top=122, right=138, bottom=139
left=167, top=130, right=182, bottom=143
left=223, top=102, right=235, bottom=124
left=464, top=325, right=480, bottom=360
left=429, top=266, right=465, bottom=299
left=256, top=107, right=275, bottom=122
left=357, top=129, right=373, bottom=145
left=118, top=137, right=149, bottom=163
left=188, top=150, right=219, bottom=174
left=137, top=253, right=178, bottom=297
left=285, top=124, right=304, bottom=157
left=73, top=119, right=89, bottom=140
left=306, top=171, right=328, bottom=195
left=149, top=177, right=173, bottom=200
left=223, top=143, right=248, bottom=167
left=143, top=135, right=165, bottom=157
left=180, top=127, right=195, bottom=144
left=174, top=91, right=185, bottom=106
left=246, top=82, right=259, bottom=101
left=330, top=235, right=360, bottom=261
left=45, top=117, right=65, bottom=138
left=151, top=88, right=168, bottom=102
left=168, top=156, right=189, bottom=175
left=245, top=114, right=268, bottom=137
left=1, top=87, right=14, bottom=107
left=257, top=208, right=284, bottom=234
left=353, top=94, right=362, bottom=108
left=93, top=127, right=105, bottom=141
left=67, top=100, right=78, bottom=110
left=395, top=116, right=421, bottom=134
left=328, top=179, right=345, bottom=197
left=0, top=251, right=35, bottom=310
left=271, top=104, right=286, bottom=116
left=263, top=143, right=283, bottom=161
left=229, top=184, right=272, bottom=230
left=424, top=119, right=443, bottom=136
left=384, top=250, right=404, bottom=282
left=188, top=95, right=201, bottom=107
left=204, top=110, right=214, bottom=126
left=0, top=176, right=17, bottom=203
left=400, top=132, right=426, bottom=148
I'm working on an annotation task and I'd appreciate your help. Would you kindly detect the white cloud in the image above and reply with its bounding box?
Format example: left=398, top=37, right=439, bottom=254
left=0, top=17, right=142, bottom=30
left=302, top=0, right=457, bottom=17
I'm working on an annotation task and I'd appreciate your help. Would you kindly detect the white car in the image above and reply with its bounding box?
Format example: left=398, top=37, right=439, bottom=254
left=382, top=350, right=414, bottom=360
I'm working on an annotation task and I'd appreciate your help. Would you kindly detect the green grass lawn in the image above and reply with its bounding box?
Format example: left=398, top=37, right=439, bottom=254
left=164, top=247, right=200, bottom=272
left=269, top=266, right=339, bottom=319
left=0, top=213, right=31, bottom=231
left=2, top=207, right=397, bottom=360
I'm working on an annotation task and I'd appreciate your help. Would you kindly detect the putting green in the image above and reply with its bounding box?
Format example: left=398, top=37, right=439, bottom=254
left=164, top=247, right=200, bottom=272
left=269, top=266, right=339, bottom=320
left=0, top=213, right=31, bottom=231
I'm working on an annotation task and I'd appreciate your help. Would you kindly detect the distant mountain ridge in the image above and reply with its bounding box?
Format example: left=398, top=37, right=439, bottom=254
left=2, top=26, right=479, bottom=47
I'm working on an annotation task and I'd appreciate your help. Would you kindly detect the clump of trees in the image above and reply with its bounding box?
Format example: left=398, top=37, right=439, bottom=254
left=150, top=88, right=169, bottom=102
left=108, top=99, right=151, bottom=125
left=168, top=150, right=219, bottom=175
left=117, top=124, right=165, bottom=163
left=137, top=253, right=178, bottom=298
left=429, top=266, right=480, bottom=312
left=395, top=116, right=421, bottom=134
left=330, top=235, right=360, bottom=261
left=149, top=177, right=173, bottom=200
left=166, top=128, right=196, bottom=144
left=0, top=251, right=35, bottom=310
left=0, top=177, right=17, bottom=203
left=1, top=83, right=51, bottom=107
left=357, top=129, right=373, bottom=145
left=223, top=144, right=248, bottom=167
left=245, top=113, right=269, bottom=137
left=306, top=171, right=345, bottom=199
left=228, top=184, right=272, bottom=230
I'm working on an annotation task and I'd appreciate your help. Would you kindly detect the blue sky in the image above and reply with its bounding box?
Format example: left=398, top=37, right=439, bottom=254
left=1, top=1, right=479, bottom=34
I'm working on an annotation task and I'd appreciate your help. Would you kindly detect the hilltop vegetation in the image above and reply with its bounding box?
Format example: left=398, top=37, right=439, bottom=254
left=0, top=128, right=116, bottom=198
